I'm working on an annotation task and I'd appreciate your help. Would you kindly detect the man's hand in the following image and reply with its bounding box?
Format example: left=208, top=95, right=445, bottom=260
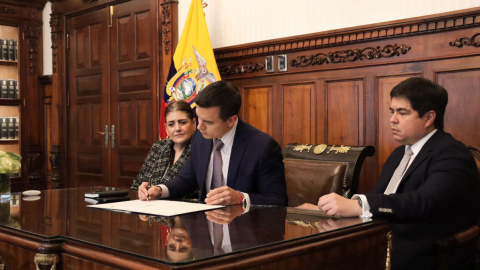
left=205, top=206, right=242, bottom=225
left=138, top=182, right=162, bottom=201
left=318, top=193, right=362, bottom=217
left=205, top=186, right=242, bottom=205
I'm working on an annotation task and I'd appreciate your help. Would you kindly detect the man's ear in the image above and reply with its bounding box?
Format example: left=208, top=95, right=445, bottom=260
left=227, top=115, right=238, bottom=128
left=192, top=118, right=197, bottom=130
left=425, top=110, right=436, bottom=128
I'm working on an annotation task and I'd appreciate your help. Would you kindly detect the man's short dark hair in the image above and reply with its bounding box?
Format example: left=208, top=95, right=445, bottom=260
left=390, top=77, right=448, bottom=130
left=194, top=81, right=241, bottom=121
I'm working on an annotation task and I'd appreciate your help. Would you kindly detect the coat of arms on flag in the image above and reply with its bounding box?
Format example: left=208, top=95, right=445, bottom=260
left=159, top=0, right=221, bottom=139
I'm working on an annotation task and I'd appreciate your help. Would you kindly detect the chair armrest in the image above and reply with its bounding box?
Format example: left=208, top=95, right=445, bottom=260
left=436, top=225, right=479, bottom=270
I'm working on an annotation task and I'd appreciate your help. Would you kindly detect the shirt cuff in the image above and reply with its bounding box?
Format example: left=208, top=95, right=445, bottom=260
left=157, top=184, right=169, bottom=199
left=352, top=194, right=372, bottom=218
left=242, top=192, right=251, bottom=213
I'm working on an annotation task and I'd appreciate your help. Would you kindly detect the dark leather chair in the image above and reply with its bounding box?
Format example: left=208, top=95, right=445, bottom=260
left=282, top=143, right=375, bottom=200
left=436, top=145, right=480, bottom=270
left=284, top=158, right=348, bottom=207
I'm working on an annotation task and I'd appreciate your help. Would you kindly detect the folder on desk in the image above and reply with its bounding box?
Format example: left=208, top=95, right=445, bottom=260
left=85, top=190, right=129, bottom=198
left=85, top=196, right=130, bottom=204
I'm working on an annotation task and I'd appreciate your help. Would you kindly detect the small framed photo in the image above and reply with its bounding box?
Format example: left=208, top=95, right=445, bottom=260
left=278, top=54, right=287, bottom=72
left=265, top=56, right=274, bottom=73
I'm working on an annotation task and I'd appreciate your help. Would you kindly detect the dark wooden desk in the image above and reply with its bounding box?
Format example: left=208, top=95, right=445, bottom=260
left=0, top=187, right=389, bottom=269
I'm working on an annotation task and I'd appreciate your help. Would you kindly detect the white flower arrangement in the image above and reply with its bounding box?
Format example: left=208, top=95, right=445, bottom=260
left=0, top=151, right=21, bottom=175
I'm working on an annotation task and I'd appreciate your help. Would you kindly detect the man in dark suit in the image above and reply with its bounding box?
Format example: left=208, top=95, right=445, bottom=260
left=317, top=77, right=479, bottom=269
left=139, top=80, right=287, bottom=206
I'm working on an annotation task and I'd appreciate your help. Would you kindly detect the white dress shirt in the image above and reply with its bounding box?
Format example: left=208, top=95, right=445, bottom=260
left=353, top=129, right=438, bottom=218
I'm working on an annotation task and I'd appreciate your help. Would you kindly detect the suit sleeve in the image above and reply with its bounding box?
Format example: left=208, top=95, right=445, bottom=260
left=365, top=142, right=479, bottom=221
left=248, top=139, right=288, bottom=206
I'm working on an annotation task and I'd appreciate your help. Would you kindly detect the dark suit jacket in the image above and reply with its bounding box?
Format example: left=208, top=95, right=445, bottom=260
left=365, top=130, right=480, bottom=270
left=165, top=119, right=288, bottom=206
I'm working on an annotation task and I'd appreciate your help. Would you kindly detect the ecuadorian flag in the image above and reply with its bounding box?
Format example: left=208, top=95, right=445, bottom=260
left=159, top=0, right=221, bottom=139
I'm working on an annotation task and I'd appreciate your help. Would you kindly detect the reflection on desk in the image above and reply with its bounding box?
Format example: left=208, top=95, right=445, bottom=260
left=0, top=187, right=390, bottom=270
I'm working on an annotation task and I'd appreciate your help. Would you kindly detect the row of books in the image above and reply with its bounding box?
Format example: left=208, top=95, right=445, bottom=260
left=0, top=39, right=17, bottom=61
left=0, top=79, right=18, bottom=99
left=0, top=117, right=19, bottom=140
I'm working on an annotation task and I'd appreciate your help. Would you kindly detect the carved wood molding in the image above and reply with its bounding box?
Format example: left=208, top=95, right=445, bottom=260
left=160, top=0, right=178, bottom=55
left=24, top=21, right=41, bottom=75
left=27, top=152, right=42, bottom=183
left=0, top=5, right=16, bottom=14
left=50, top=146, right=61, bottom=189
left=449, top=33, right=480, bottom=48
left=50, top=3, right=61, bottom=72
left=289, top=44, right=411, bottom=68
left=219, top=62, right=265, bottom=76
left=0, top=0, right=48, bottom=10
left=214, top=11, right=480, bottom=60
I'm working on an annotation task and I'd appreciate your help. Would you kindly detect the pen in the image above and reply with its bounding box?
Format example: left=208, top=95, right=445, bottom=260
left=147, top=179, right=151, bottom=201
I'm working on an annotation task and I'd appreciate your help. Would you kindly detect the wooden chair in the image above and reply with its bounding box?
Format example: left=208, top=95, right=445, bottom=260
left=436, top=145, right=480, bottom=270
left=282, top=143, right=375, bottom=200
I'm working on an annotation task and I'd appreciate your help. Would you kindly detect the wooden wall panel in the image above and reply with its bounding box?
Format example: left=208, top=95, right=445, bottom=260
left=136, top=11, right=152, bottom=60
left=283, top=83, right=315, bottom=146
left=325, top=80, right=364, bottom=146
left=137, top=99, right=153, bottom=146
left=437, top=69, right=480, bottom=148
left=242, top=86, right=272, bottom=136
left=119, top=101, right=133, bottom=146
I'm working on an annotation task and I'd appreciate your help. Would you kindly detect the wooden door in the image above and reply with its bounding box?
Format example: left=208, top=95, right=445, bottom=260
left=110, top=0, right=158, bottom=189
left=68, top=9, right=110, bottom=188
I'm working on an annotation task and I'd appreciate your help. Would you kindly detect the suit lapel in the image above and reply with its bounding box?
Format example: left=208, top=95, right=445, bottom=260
left=400, top=130, right=445, bottom=184
left=198, top=136, right=213, bottom=198
left=227, top=119, right=247, bottom=188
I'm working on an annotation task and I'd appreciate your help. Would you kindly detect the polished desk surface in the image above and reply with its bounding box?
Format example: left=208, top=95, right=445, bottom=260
left=0, top=187, right=387, bottom=267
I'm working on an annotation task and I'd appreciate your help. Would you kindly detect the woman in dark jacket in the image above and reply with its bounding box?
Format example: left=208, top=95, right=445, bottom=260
left=132, top=100, right=198, bottom=200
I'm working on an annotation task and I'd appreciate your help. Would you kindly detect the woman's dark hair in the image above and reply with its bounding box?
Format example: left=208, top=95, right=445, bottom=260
left=164, top=100, right=194, bottom=121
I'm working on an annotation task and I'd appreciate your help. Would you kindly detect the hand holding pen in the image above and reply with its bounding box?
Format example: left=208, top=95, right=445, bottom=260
left=138, top=182, right=162, bottom=201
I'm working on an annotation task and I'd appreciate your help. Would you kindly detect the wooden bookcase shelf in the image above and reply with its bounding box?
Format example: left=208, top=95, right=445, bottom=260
left=0, top=24, right=21, bottom=180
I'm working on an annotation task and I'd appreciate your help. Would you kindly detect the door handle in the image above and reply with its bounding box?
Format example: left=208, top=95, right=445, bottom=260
left=110, top=125, right=115, bottom=149
left=99, top=125, right=108, bottom=149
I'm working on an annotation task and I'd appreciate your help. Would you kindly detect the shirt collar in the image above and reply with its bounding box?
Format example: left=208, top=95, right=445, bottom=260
left=218, top=118, right=238, bottom=153
left=409, top=129, right=437, bottom=156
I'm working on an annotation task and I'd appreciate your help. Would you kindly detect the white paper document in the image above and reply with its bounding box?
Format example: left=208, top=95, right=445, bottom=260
left=86, top=199, right=224, bottom=216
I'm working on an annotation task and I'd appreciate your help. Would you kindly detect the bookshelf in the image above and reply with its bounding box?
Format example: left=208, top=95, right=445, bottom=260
left=0, top=24, right=20, bottom=178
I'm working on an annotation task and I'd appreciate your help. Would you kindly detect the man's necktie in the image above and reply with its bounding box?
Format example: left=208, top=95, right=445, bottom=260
left=211, top=139, right=224, bottom=190
left=384, top=146, right=414, bottom=195
left=213, top=222, right=224, bottom=254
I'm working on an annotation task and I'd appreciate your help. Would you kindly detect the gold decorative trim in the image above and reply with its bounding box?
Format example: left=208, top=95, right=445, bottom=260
left=449, top=33, right=480, bottom=48
left=313, top=144, right=327, bottom=155
left=290, top=45, right=411, bottom=67
left=34, top=253, right=59, bottom=270
left=386, top=231, right=392, bottom=270
left=293, top=144, right=313, bottom=153
left=326, top=145, right=351, bottom=154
